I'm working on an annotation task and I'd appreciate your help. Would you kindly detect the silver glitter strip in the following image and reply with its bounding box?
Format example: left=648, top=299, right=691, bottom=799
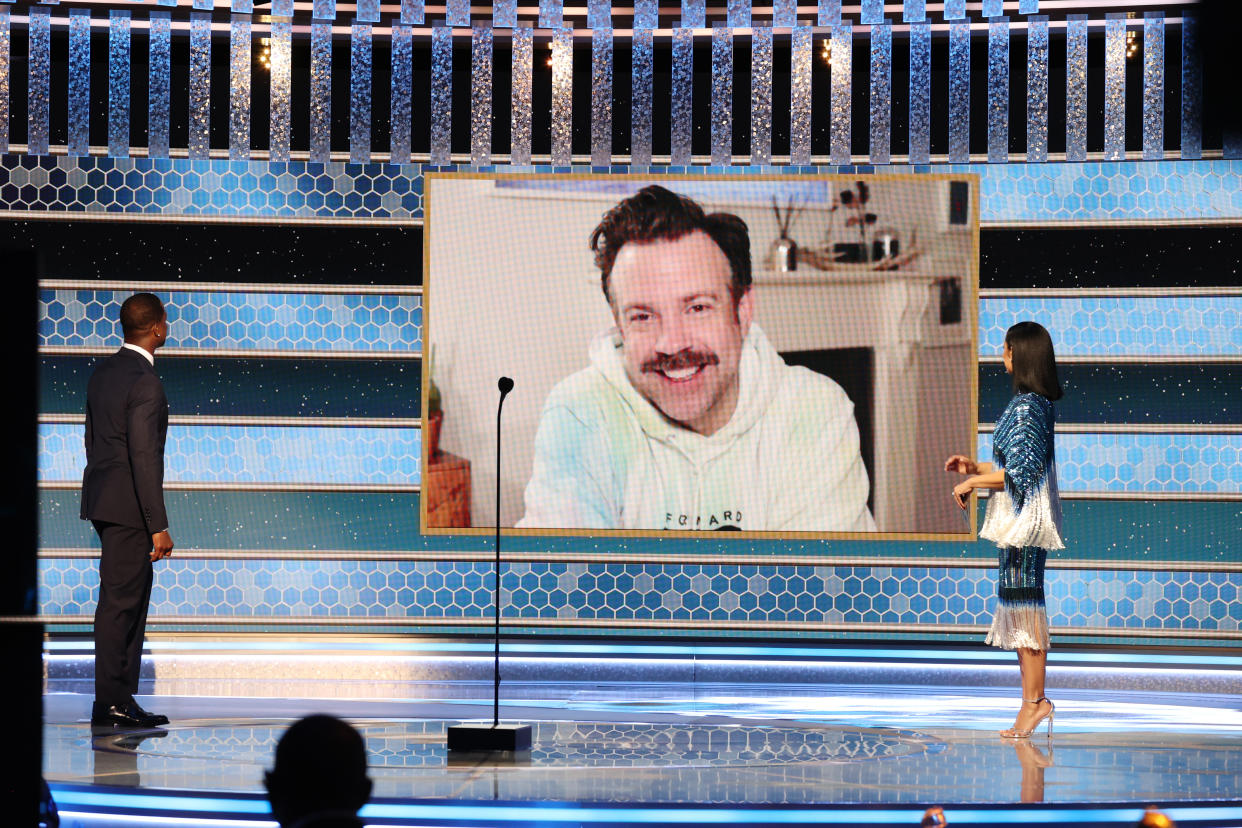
left=727, top=0, right=749, bottom=29
left=1019, top=0, right=1038, bottom=12
left=447, top=0, right=470, bottom=27
left=389, top=23, right=412, bottom=163
left=790, top=24, right=811, bottom=165
left=681, top=0, right=703, bottom=30
left=27, top=7, right=50, bottom=157
left=148, top=11, right=170, bottom=159
left=551, top=27, right=573, bottom=166
left=272, top=0, right=294, bottom=15
left=68, top=9, right=90, bottom=157
left=157, top=0, right=177, bottom=7
left=229, top=14, right=251, bottom=161
left=943, top=0, right=964, bottom=21
left=233, top=0, right=253, bottom=13
left=430, top=23, right=452, bottom=165
left=671, top=27, right=693, bottom=165
left=860, top=0, right=881, bottom=26
left=357, top=0, right=379, bottom=24
left=830, top=23, right=852, bottom=166
left=908, top=20, right=929, bottom=164
left=350, top=21, right=373, bottom=164
left=1104, top=13, right=1125, bottom=161
left=109, top=10, right=131, bottom=158
left=494, top=0, right=517, bottom=28
left=773, top=0, right=794, bottom=29
left=589, top=0, right=610, bottom=31
left=902, top=0, right=924, bottom=24
left=401, top=0, right=425, bottom=26
left=948, top=20, right=969, bottom=163
left=0, top=11, right=8, bottom=154
left=869, top=21, right=890, bottom=165
left=630, top=27, right=652, bottom=165
left=750, top=26, right=772, bottom=165
left=189, top=12, right=211, bottom=160
left=591, top=27, right=612, bottom=166
left=269, top=18, right=292, bottom=161
left=634, top=0, right=657, bottom=31
left=1142, top=11, right=1163, bottom=161
left=818, top=0, right=841, bottom=26
left=539, top=0, right=562, bottom=30
left=193, top=0, right=213, bottom=11
left=1025, top=14, right=1048, bottom=163
left=470, top=23, right=492, bottom=166
left=313, top=0, right=335, bottom=23
left=1181, top=11, right=1200, bottom=160
left=510, top=25, right=532, bottom=164
left=982, top=0, right=1001, bottom=18
left=310, top=21, right=332, bottom=162
left=986, top=16, right=1007, bottom=164
left=711, top=23, right=732, bottom=166
left=1065, top=14, right=1087, bottom=163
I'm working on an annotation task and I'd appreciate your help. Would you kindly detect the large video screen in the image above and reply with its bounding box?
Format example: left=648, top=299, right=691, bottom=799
left=423, top=174, right=978, bottom=539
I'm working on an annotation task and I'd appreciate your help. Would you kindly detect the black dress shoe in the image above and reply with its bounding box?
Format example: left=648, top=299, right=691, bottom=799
left=91, top=702, right=165, bottom=728
left=130, top=702, right=170, bottom=726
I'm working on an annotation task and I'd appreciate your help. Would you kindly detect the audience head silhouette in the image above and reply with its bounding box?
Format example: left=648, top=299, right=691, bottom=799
left=265, top=715, right=372, bottom=828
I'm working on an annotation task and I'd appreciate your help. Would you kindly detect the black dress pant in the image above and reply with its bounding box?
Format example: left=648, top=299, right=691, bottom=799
left=92, top=521, right=154, bottom=706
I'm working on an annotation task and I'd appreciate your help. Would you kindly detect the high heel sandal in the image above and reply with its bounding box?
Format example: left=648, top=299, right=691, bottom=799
left=1000, top=697, right=1055, bottom=740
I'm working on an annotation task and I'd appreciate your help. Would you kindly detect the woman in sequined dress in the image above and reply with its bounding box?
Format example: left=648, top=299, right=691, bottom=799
left=946, top=321, right=1064, bottom=739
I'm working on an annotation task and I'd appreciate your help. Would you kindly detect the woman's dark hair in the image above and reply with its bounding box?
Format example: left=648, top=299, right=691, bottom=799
left=590, top=184, right=751, bottom=306
left=1005, top=321, right=1063, bottom=401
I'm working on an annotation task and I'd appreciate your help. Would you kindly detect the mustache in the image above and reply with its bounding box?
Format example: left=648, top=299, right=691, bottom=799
left=642, top=348, right=719, bottom=375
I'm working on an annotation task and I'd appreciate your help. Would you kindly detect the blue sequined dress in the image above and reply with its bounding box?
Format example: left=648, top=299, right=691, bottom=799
left=980, top=392, right=1064, bottom=651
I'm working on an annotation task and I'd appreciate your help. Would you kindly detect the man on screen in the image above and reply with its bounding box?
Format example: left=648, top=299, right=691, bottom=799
left=516, top=185, right=876, bottom=533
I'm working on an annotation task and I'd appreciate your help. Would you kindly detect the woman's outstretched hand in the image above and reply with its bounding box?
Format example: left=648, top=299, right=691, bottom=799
left=944, top=454, right=978, bottom=475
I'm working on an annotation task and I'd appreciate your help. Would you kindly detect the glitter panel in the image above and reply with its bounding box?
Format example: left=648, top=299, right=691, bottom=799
left=494, top=0, right=517, bottom=28
left=681, top=0, right=704, bottom=30
left=987, top=16, right=1008, bottom=164
left=902, top=0, right=925, bottom=24
left=1181, top=11, right=1200, bottom=159
left=727, top=0, right=749, bottom=29
left=357, top=0, right=380, bottom=24
left=982, top=0, right=1001, bottom=18
left=510, top=25, right=533, bottom=164
left=818, top=0, right=841, bottom=26
left=1025, top=15, right=1048, bottom=163
left=830, top=23, right=852, bottom=165
left=389, top=24, right=412, bottom=163
left=671, top=27, right=693, bottom=165
left=907, top=21, right=930, bottom=164
left=860, top=0, right=881, bottom=26
left=790, top=24, right=811, bottom=165
left=539, top=0, right=562, bottom=30
left=551, top=27, right=573, bottom=166
left=589, top=0, right=610, bottom=30
left=591, top=27, right=612, bottom=166
left=773, top=0, right=794, bottom=29
left=189, top=12, right=211, bottom=160
left=313, top=0, right=336, bottom=22
left=868, top=21, right=890, bottom=165
left=630, top=27, right=652, bottom=165
left=634, top=0, right=657, bottom=30
left=310, top=22, right=333, bottom=162
left=0, top=11, right=7, bottom=153
left=711, top=23, right=732, bottom=166
left=401, top=0, right=425, bottom=26
left=269, top=18, right=292, bottom=161
left=1065, top=14, right=1087, bottom=163
left=193, top=0, right=213, bottom=10
left=1019, top=0, right=1038, bottom=12
left=943, top=0, right=965, bottom=21
left=233, top=0, right=254, bottom=13
left=350, top=21, right=373, bottom=164
left=948, top=20, right=969, bottom=163
left=447, top=0, right=470, bottom=27
left=68, top=9, right=90, bottom=157
left=272, top=0, right=294, bottom=15
left=430, top=24, right=453, bottom=165
left=229, top=13, right=252, bottom=161
left=148, top=11, right=170, bottom=159
left=109, top=10, right=131, bottom=158
left=1104, top=13, right=1125, bottom=161
left=27, top=7, right=50, bottom=157
left=470, top=23, right=492, bottom=165
left=750, top=26, right=772, bottom=165
left=1142, top=12, right=1164, bottom=161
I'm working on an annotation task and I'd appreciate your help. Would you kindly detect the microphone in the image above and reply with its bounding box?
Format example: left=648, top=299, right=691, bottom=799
left=498, top=376, right=514, bottom=396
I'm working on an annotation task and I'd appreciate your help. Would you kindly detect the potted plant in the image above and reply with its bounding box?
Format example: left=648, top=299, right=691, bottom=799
left=426, top=344, right=443, bottom=459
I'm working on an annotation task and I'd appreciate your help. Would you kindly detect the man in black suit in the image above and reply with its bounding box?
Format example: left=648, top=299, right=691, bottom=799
left=81, top=292, right=175, bottom=728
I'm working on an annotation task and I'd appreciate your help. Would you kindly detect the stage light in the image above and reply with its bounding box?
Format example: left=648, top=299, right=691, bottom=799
left=258, top=37, right=272, bottom=71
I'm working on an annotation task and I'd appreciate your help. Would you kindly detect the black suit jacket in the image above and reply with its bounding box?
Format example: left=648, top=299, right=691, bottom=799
left=80, top=347, right=170, bottom=534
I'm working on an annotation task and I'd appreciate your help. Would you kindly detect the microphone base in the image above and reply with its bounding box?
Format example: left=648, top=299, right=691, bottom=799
left=446, top=722, right=533, bottom=752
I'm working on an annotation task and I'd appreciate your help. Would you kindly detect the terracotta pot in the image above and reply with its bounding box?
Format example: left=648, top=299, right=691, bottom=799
left=426, top=409, right=443, bottom=459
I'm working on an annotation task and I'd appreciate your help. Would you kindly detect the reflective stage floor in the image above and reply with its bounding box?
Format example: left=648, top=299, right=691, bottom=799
left=41, top=642, right=1242, bottom=827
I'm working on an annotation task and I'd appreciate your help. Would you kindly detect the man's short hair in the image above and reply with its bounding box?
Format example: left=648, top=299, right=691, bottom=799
left=119, top=293, right=165, bottom=337
left=267, top=715, right=371, bottom=821
left=590, top=185, right=752, bottom=305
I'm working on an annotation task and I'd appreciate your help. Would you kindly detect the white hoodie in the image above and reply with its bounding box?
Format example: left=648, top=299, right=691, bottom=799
left=516, top=324, right=877, bottom=533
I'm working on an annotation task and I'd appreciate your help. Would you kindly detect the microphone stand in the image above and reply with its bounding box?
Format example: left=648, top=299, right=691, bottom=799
left=446, top=377, right=532, bottom=753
